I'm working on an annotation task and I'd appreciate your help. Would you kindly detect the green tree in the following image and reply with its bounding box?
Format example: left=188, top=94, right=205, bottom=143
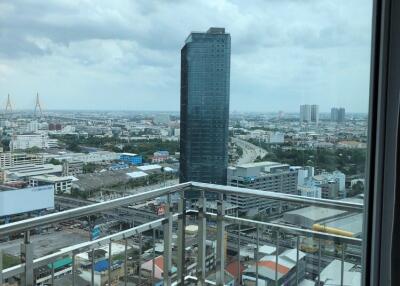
left=49, top=158, right=61, bottom=165
left=83, top=163, right=97, bottom=174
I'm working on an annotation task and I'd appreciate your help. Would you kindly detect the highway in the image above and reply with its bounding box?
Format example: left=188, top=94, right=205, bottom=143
left=55, top=196, right=159, bottom=225
left=232, top=137, right=268, bottom=164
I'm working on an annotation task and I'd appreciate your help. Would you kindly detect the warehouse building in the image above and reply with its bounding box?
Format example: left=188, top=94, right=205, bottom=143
left=30, top=175, right=74, bottom=194
left=120, top=153, right=143, bottom=165
left=1, top=164, right=63, bottom=182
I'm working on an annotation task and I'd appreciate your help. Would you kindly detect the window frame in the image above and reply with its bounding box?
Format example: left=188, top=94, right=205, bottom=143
left=363, top=0, right=400, bottom=285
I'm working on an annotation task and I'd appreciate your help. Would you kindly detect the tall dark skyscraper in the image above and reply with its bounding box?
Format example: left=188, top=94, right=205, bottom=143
left=180, top=27, right=231, bottom=186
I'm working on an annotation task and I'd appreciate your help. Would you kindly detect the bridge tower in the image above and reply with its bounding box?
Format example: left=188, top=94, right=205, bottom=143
left=34, top=92, right=43, bottom=117
left=5, top=94, right=12, bottom=113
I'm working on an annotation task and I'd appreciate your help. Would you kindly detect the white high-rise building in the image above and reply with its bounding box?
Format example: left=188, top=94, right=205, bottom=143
left=300, top=104, right=319, bottom=124
left=311, top=104, right=319, bottom=124
left=300, top=105, right=311, bottom=122
left=10, top=134, right=58, bottom=151
left=26, top=121, right=39, bottom=133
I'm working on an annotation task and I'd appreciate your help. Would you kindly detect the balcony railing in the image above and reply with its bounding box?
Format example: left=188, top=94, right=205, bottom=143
left=0, top=182, right=363, bottom=286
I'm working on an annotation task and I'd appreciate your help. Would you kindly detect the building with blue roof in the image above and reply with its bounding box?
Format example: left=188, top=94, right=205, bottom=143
left=120, top=153, right=142, bottom=165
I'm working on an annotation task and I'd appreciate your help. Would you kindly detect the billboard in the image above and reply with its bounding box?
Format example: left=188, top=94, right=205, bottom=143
left=91, top=225, right=101, bottom=240
left=0, top=185, right=54, bottom=217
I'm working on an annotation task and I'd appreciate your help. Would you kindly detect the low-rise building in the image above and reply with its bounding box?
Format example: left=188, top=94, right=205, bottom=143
left=0, top=152, right=45, bottom=168
left=1, top=164, right=63, bottom=182
left=152, top=151, right=170, bottom=163
left=242, top=249, right=306, bottom=286
left=62, top=160, right=84, bottom=176
left=44, top=151, right=120, bottom=164
left=120, top=153, right=143, bottom=165
left=30, top=175, right=73, bottom=194
left=298, top=170, right=346, bottom=199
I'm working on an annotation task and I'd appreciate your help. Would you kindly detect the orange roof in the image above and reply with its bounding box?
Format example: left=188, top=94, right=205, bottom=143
left=226, top=260, right=245, bottom=278
left=155, top=256, right=164, bottom=270
left=257, top=261, right=290, bottom=274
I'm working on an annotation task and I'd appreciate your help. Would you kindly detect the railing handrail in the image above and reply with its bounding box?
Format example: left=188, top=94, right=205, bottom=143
left=191, top=182, right=364, bottom=212
left=0, top=181, right=362, bottom=236
left=0, top=182, right=190, bottom=236
left=0, top=210, right=361, bottom=279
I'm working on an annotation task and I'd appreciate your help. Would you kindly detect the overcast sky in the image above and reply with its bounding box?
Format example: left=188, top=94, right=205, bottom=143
left=0, top=0, right=373, bottom=113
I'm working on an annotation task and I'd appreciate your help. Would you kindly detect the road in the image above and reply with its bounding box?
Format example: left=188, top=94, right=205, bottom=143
left=232, top=137, right=268, bottom=164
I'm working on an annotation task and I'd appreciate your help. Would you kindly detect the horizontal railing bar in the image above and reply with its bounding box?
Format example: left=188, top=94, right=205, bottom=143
left=0, top=182, right=362, bottom=237
left=200, top=211, right=362, bottom=246
left=0, top=182, right=190, bottom=236
left=1, top=209, right=361, bottom=280
left=1, top=215, right=179, bottom=280
left=190, top=182, right=364, bottom=212
left=1, top=264, right=24, bottom=281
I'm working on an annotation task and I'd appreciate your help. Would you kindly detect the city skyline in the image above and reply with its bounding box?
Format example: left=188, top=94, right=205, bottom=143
left=0, top=0, right=372, bottom=112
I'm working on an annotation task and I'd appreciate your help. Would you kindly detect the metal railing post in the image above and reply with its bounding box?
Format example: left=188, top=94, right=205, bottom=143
left=138, top=234, right=142, bottom=286
left=0, top=249, right=3, bottom=286
left=237, top=223, right=241, bottom=286
left=72, top=252, right=76, bottom=286
left=275, top=230, right=279, bottom=286
left=51, top=262, right=54, bottom=285
left=341, top=243, right=345, bottom=286
left=122, top=239, right=127, bottom=286
left=108, top=241, right=112, bottom=285
left=318, top=238, right=322, bottom=285
left=256, top=226, right=259, bottom=286
left=296, top=236, right=300, bottom=286
left=177, top=190, right=186, bottom=285
left=197, top=191, right=207, bottom=286
left=152, top=229, right=156, bottom=286
left=163, top=194, right=173, bottom=286
left=91, top=248, right=95, bottom=286
left=20, top=231, right=34, bottom=286
left=216, top=193, right=225, bottom=286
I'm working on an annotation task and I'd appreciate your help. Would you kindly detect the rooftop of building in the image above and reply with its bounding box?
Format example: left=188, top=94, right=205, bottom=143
left=185, top=27, right=229, bottom=43
left=283, top=206, right=347, bottom=222
left=235, top=161, right=287, bottom=169
left=30, top=174, right=75, bottom=183
left=320, top=259, right=361, bottom=286
left=3, top=164, right=62, bottom=177
left=323, top=213, right=364, bottom=237
left=243, top=249, right=306, bottom=280
left=120, top=152, right=139, bottom=157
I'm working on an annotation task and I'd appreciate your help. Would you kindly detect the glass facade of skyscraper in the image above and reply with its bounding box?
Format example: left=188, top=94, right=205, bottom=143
left=180, top=28, right=231, bottom=186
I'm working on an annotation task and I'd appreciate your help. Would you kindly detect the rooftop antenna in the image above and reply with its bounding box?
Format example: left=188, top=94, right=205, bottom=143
left=34, top=92, right=43, bottom=117
left=5, top=94, right=12, bottom=113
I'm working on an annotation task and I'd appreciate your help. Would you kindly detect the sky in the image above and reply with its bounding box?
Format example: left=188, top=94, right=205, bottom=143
left=0, top=0, right=373, bottom=113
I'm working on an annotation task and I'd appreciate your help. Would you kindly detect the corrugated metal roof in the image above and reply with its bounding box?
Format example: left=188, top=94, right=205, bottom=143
left=47, top=257, right=72, bottom=270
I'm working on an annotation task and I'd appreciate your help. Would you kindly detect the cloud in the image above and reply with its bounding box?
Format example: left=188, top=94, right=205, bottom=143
left=0, top=0, right=373, bottom=112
